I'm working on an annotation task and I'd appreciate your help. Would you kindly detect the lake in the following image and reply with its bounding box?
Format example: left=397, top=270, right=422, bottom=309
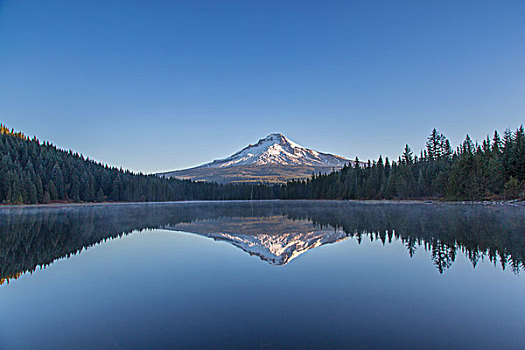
left=1, top=201, right=524, bottom=349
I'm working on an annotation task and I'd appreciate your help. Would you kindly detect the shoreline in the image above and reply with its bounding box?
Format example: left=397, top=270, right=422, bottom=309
left=1, top=199, right=524, bottom=209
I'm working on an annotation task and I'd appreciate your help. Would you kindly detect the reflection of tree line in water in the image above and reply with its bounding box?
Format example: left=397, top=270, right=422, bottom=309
left=284, top=204, right=525, bottom=274
left=1, top=202, right=524, bottom=284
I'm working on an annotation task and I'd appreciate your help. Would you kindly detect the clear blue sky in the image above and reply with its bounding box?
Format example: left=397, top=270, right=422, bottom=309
left=1, top=0, right=524, bottom=173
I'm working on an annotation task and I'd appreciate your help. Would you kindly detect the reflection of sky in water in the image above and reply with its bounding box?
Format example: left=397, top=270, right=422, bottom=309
left=1, top=202, right=524, bottom=349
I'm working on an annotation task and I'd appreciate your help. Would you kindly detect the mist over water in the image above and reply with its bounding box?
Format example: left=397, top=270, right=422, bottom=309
left=1, top=201, right=524, bottom=349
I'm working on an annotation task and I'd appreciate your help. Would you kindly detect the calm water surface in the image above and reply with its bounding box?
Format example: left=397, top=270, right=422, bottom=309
left=1, top=201, right=524, bottom=349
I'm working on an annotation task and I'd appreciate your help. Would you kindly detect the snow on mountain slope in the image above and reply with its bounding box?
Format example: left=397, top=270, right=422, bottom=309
left=158, top=133, right=354, bottom=184
left=205, top=133, right=348, bottom=168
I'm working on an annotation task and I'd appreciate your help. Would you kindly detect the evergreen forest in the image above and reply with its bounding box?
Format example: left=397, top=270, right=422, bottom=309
left=0, top=124, right=277, bottom=204
left=1, top=124, right=524, bottom=204
left=283, top=127, right=525, bottom=200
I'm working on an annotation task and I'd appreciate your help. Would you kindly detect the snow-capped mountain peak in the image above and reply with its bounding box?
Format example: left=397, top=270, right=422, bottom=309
left=206, top=133, right=348, bottom=168
left=158, top=133, right=355, bottom=184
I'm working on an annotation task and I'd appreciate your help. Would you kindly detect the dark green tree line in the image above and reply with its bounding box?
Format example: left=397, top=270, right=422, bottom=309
left=282, top=127, right=525, bottom=200
left=0, top=124, right=278, bottom=204
left=1, top=124, right=524, bottom=203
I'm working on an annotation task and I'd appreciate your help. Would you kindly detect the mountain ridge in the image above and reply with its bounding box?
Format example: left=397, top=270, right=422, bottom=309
left=158, top=133, right=353, bottom=184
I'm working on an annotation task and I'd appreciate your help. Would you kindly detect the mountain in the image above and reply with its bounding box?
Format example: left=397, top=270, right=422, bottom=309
left=166, top=216, right=348, bottom=266
left=202, top=133, right=348, bottom=168
left=158, top=133, right=353, bottom=184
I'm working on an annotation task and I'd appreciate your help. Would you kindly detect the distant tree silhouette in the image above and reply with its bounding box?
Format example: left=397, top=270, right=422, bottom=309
left=283, top=127, right=525, bottom=201
left=0, top=124, right=524, bottom=203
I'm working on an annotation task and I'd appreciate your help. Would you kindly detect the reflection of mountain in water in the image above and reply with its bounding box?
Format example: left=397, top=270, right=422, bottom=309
left=1, top=201, right=524, bottom=284
left=168, top=217, right=347, bottom=265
